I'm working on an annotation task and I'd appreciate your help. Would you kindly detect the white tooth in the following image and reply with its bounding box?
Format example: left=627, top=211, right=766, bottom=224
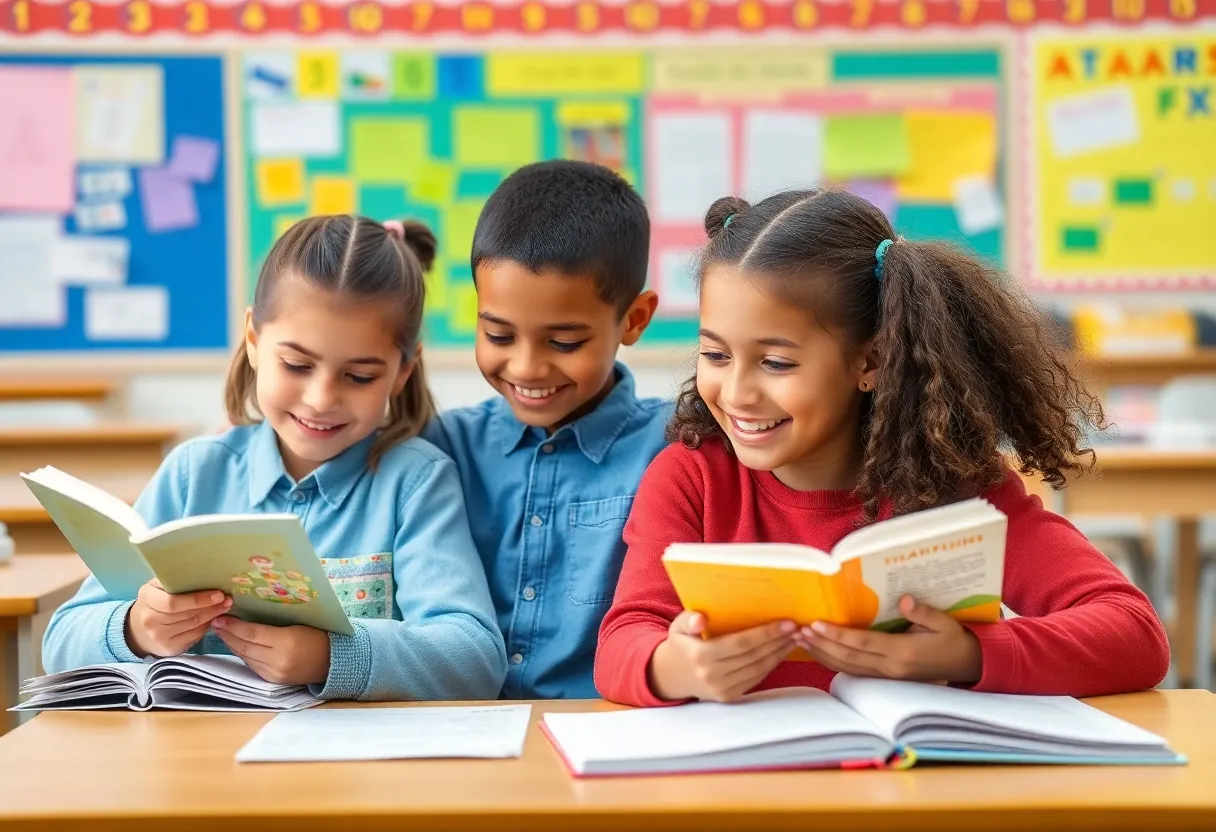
left=516, top=385, right=557, bottom=399
left=736, top=418, right=782, bottom=432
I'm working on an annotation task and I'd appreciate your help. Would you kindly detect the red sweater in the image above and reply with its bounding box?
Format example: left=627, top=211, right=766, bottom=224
left=595, top=439, right=1170, bottom=706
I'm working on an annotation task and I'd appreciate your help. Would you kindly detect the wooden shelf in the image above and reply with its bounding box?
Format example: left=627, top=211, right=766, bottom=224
left=0, top=378, right=115, bottom=403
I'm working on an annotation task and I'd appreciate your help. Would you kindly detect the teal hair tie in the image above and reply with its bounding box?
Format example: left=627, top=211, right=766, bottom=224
left=722, top=214, right=735, bottom=229
left=874, top=238, right=894, bottom=282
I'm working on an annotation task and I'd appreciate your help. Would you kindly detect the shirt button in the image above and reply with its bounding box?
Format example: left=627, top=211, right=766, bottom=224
left=522, top=586, right=536, bottom=601
left=510, top=653, right=524, bottom=665
left=291, top=492, right=306, bottom=503
left=542, top=444, right=554, bottom=454
left=530, top=515, right=543, bottom=527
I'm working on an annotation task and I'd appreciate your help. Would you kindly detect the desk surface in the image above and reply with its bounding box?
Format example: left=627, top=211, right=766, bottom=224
left=0, top=555, right=89, bottom=618
left=0, top=423, right=181, bottom=446
left=0, top=691, right=1212, bottom=832
left=0, top=378, right=114, bottom=402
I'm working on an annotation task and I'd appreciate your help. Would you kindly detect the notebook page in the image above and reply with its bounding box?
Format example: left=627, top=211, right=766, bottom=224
left=541, top=687, right=890, bottom=767
left=830, top=676, right=1167, bottom=748
left=151, top=654, right=294, bottom=693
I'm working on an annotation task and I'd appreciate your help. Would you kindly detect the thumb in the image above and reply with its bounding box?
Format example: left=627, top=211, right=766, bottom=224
left=671, top=610, right=706, bottom=636
left=900, top=595, right=951, bottom=631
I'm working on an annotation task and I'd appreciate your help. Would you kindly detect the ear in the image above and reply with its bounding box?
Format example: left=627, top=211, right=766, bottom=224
left=619, top=290, right=659, bottom=347
left=855, top=339, right=880, bottom=393
left=243, top=308, right=258, bottom=369
left=392, top=343, right=421, bottom=397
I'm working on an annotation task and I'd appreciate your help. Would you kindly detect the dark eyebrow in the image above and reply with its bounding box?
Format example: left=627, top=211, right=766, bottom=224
left=480, top=313, right=591, bottom=333
left=699, top=328, right=726, bottom=343
left=757, top=337, right=801, bottom=349
left=279, top=341, right=386, bottom=366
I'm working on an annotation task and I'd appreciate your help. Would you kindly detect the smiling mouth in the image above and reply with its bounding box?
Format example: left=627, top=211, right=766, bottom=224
left=291, top=413, right=347, bottom=436
left=506, top=382, right=570, bottom=406
left=730, top=416, right=789, bottom=433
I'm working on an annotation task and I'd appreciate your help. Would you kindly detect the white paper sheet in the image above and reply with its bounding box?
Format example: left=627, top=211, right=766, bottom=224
left=1047, top=86, right=1139, bottom=159
left=657, top=248, right=700, bottom=314
left=236, top=704, right=533, bottom=763
left=85, top=285, right=168, bottom=341
left=75, top=66, right=164, bottom=165
left=1170, top=178, right=1197, bottom=202
left=952, top=175, right=1004, bottom=236
left=743, top=111, right=823, bottom=201
left=251, top=102, right=340, bottom=158
left=653, top=112, right=731, bottom=223
left=244, top=52, right=296, bottom=101
left=79, top=167, right=133, bottom=199
left=51, top=237, right=130, bottom=286
left=0, top=216, right=64, bottom=327
left=1066, top=176, right=1105, bottom=207
left=75, top=201, right=128, bottom=233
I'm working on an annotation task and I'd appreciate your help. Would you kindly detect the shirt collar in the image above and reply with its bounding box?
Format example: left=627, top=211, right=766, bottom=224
left=493, top=362, right=640, bottom=464
left=247, top=420, right=374, bottom=509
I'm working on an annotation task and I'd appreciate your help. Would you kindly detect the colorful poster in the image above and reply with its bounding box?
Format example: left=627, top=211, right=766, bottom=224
left=1031, top=36, right=1216, bottom=289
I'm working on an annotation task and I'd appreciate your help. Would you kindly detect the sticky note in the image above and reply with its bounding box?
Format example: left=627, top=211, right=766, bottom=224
left=256, top=159, right=305, bottom=206
left=245, top=52, right=295, bottom=100
left=411, top=162, right=456, bottom=204
left=845, top=180, right=898, bottom=219
left=75, top=200, right=128, bottom=232
left=352, top=119, right=429, bottom=183
left=1114, top=179, right=1153, bottom=205
left=393, top=54, right=436, bottom=100
left=79, top=167, right=133, bottom=199
left=1067, top=177, right=1105, bottom=206
left=897, top=111, right=996, bottom=202
left=342, top=52, right=391, bottom=100
left=823, top=114, right=911, bottom=181
left=168, top=135, right=221, bottom=184
left=446, top=202, right=484, bottom=261
left=275, top=215, right=304, bottom=240
left=251, top=102, right=340, bottom=158
left=0, top=67, right=75, bottom=212
left=437, top=56, right=484, bottom=100
left=310, top=177, right=356, bottom=215
left=449, top=283, right=480, bottom=334
left=85, top=285, right=169, bottom=341
left=138, top=167, right=199, bottom=233
left=50, top=236, right=130, bottom=285
left=1062, top=227, right=1100, bottom=252
left=74, top=65, right=164, bottom=165
left=454, top=107, right=539, bottom=168
left=297, top=52, right=340, bottom=98
left=952, top=175, right=1004, bottom=236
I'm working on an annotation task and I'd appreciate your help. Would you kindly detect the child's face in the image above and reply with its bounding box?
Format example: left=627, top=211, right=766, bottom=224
left=245, top=279, right=411, bottom=481
left=473, top=260, right=654, bottom=432
left=696, top=266, right=874, bottom=491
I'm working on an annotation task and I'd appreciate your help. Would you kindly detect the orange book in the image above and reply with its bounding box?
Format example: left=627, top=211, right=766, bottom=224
left=662, top=498, right=1006, bottom=657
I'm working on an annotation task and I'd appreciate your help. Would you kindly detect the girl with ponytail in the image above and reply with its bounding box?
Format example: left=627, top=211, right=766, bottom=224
left=595, top=189, right=1168, bottom=706
left=45, top=215, right=507, bottom=701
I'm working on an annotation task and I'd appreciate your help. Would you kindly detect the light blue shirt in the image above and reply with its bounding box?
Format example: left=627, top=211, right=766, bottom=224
left=43, top=422, right=508, bottom=702
left=424, top=363, right=671, bottom=699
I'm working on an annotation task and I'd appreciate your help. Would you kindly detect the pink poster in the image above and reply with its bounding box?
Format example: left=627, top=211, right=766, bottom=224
left=0, top=67, right=76, bottom=213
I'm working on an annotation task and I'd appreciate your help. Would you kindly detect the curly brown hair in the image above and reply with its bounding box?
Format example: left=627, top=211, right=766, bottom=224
left=669, top=188, right=1105, bottom=522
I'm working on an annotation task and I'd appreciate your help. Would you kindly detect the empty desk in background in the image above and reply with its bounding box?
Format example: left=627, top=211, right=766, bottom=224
left=0, top=555, right=90, bottom=735
left=0, top=473, right=152, bottom=554
left=0, top=424, right=181, bottom=478
left=0, top=378, right=115, bottom=404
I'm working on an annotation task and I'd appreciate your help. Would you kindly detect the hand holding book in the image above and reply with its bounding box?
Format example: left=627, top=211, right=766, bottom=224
left=211, top=615, right=331, bottom=687
left=127, top=579, right=234, bottom=659
left=648, top=612, right=797, bottom=703
left=795, top=594, right=983, bottom=685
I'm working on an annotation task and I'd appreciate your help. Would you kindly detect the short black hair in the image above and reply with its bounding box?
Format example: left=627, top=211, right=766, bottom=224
left=471, top=160, right=650, bottom=315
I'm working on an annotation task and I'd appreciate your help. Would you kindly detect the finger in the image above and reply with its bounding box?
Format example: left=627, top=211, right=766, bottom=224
left=160, top=598, right=232, bottom=627
left=720, top=636, right=795, bottom=685
left=704, top=620, right=796, bottom=660
left=214, top=629, right=274, bottom=663
left=211, top=615, right=275, bottom=646
left=165, top=620, right=213, bottom=653
left=802, top=622, right=896, bottom=658
left=801, top=631, right=891, bottom=675
left=801, top=643, right=885, bottom=678
left=711, top=634, right=795, bottom=677
left=670, top=610, right=706, bottom=636
left=145, top=588, right=229, bottom=616
left=900, top=596, right=954, bottom=631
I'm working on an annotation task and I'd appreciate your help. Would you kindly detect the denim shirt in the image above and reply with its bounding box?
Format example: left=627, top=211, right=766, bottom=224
left=42, top=422, right=508, bottom=702
left=424, top=363, right=671, bottom=699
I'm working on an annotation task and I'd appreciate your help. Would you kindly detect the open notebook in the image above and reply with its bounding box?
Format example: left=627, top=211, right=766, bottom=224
left=14, top=654, right=319, bottom=713
left=541, top=676, right=1185, bottom=777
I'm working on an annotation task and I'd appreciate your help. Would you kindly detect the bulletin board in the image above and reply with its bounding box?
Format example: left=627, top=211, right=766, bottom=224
left=241, top=45, right=1007, bottom=349
left=1028, top=33, right=1216, bottom=291
left=0, top=52, right=231, bottom=360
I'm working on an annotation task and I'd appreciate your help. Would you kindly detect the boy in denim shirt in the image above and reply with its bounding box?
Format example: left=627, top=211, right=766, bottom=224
left=424, top=160, right=670, bottom=699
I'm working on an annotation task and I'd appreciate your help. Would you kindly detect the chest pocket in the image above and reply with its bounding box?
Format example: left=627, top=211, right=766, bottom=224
left=567, top=495, right=634, bottom=606
left=320, top=553, right=394, bottom=620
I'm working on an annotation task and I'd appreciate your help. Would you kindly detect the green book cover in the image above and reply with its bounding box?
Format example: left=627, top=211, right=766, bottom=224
left=21, top=466, right=354, bottom=636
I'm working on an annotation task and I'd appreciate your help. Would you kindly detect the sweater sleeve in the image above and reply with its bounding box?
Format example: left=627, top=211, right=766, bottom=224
left=594, top=445, right=705, bottom=707
left=966, top=471, right=1171, bottom=697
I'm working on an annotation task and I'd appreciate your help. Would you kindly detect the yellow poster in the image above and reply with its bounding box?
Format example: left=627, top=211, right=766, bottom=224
left=1032, top=36, right=1216, bottom=283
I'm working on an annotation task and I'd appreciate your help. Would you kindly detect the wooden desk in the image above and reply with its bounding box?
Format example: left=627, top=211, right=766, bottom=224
left=0, top=473, right=151, bottom=554
left=0, top=555, right=89, bottom=736
left=0, top=423, right=180, bottom=478
left=0, top=691, right=1211, bottom=831
left=1023, top=449, right=1216, bottom=686
left=1074, top=349, right=1216, bottom=392
left=0, top=378, right=115, bottom=403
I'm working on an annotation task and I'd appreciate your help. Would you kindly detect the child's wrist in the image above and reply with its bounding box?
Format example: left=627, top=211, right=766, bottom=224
left=647, top=637, right=690, bottom=701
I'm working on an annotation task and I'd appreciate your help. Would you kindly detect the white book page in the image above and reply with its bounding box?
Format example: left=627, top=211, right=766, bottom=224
left=235, top=705, right=533, bottom=762
left=829, top=676, right=1168, bottom=748
left=663, top=543, right=836, bottom=573
left=833, top=499, right=996, bottom=562
left=542, top=688, right=889, bottom=767
left=21, top=466, right=147, bottom=535
left=150, top=654, right=296, bottom=696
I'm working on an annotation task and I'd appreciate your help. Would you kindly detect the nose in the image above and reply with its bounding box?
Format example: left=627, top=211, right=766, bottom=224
left=720, top=364, right=762, bottom=410
left=506, top=342, right=551, bottom=383
left=301, top=373, right=339, bottom=413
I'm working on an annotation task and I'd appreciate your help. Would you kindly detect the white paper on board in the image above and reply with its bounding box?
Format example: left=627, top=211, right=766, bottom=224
left=51, top=237, right=130, bottom=286
left=75, top=65, right=164, bottom=165
left=0, top=215, right=65, bottom=327
left=743, top=111, right=823, bottom=201
left=652, top=112, right=732, bottom=223
left=1046, top=86, right=1139, bottom=159
left=85, top=285, right=169, bottom=341
left=952, top=175, right=1004, bottom=236
left=251, top=102, right=340, bottom=158
left=657, top=248, right=701, bottom=315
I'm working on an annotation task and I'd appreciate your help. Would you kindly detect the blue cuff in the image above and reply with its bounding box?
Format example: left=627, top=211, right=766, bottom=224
left=312, top=622, right=372, bottom=700
left=104, top=601, right=141, bottom=664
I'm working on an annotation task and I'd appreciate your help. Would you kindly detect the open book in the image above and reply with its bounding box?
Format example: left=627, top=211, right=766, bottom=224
left=663, top=497, right=1006, bottom=652
left=21, top=465, right=353, bottom=635
left=541, top=676, right=1185, bottom=777
left=13, top=654, right=319, bottom=713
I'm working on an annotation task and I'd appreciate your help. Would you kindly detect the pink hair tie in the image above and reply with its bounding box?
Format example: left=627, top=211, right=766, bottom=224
left=383, top=220, right=405, bottom=240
